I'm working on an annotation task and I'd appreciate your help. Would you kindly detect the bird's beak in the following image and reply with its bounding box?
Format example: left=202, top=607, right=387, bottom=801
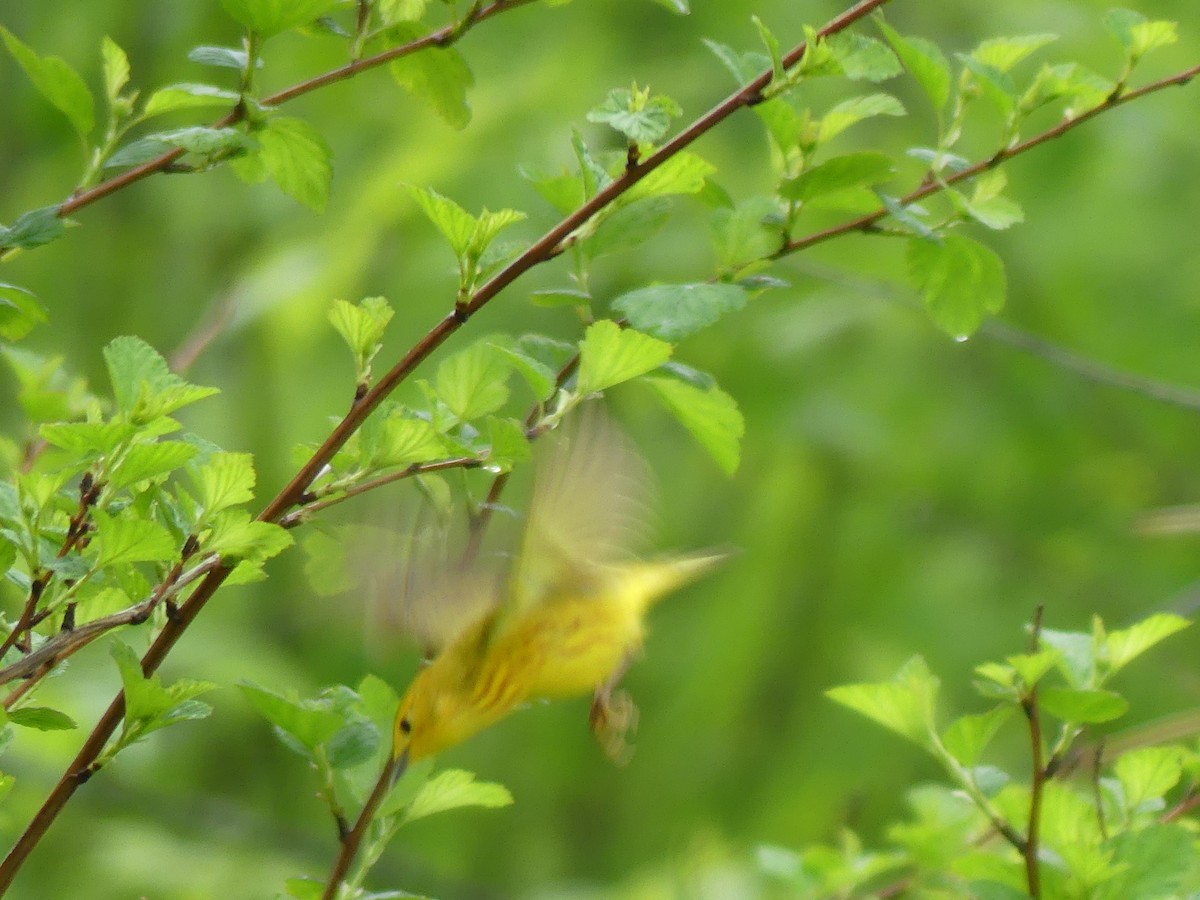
left=389, top=746, right=411, bottom=786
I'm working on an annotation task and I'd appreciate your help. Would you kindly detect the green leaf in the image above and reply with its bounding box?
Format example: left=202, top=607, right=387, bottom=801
left=143, top=83, right=240, bottom=117
left=941, top=706, right=1013, bottom=767
left=109, top=440, right=199, bottom=491
left=962, top=170, right=1024, bottom=231
left=9, top=706, right=77, bottom=731
left=239, top=682, right=343, bottom=754
left=586, top=86, right=682, bottom=144
left=91, top=510, right=177, bottom=566
left=1005, top=648, right=1061, bottom=687
left=234, top=118, right=332, bottom=212
left=703, top=39, right=768, bottom=87
left=402, top=769, right=513, bottom=825
left=218, top=0, right=340, bottom=37
left=1098, top=824, right=1194, bottom=900
left=647, top=0, right=689, bottom=14
left=326, top=718, right=381, bottom=769
left=466, top=208, right=526, bottom=262
left=1020, top=62, right=1113, bottom=118
left=524, top=166, right=585, bottom=215
left=906, top=234, right=1006, bottom=339
left=644, top=376, right=743, bottom=475
left=0, top=283, right=48, bottom=341
left=0, top=27, right=95, bottom=137
left=959, top=56, right=1017, bottom=118
left=1104, top=10, right=1178, bottom=62
left=576, top=321, right=672, bottom=396
left=624, top=152, right=715, bottom=203
left=490, top=344, right=557, bottom=402
left=782, top=152, right=895, bottom=202
left=403, top=184, right=477, bottom=260
left=284, top=877, right=325, bottom=900
left=972, top=34, right=1057, bottom=73
left=826, top=656, right=939, bottom=749
left=819, top=93, right=905, bottom=144
left=435, top=341, right=512, bottom=422
left=1040, top=626, right=1096, bottom=688
left=362, top=414, right=446, bottom=468
left=39, top=420, right=136, bottom=455
left=157, top=126, right=253, bottom=158
left=1104, top=613, right=1189, bottom=676
left=612, top=282, right=746, bottom=342
left=752, top=16, right=784, bottom=85
left=585, top=197, right=672, bottom=259
left=388, top=23, right=474, bottom=129
left=378, top=0, right=429, bottom=22
left=187, top=45, right=260, bottom=70
left=1038, top=687, right=1128, bottom=724
left=486, top=416, right=530, bottom=469
left=113, top=642, right=215, bottom=742
left=103, top=335, right=220, bottom=422
left=877, top=21, right=951, bottom=112
left=190, top=451, right=256, bottom=519
left=825, top=32, right=902, bottom=83
left=0, top=207, right=67, bottom=253
left=1115, top=747, right=1184, bottom=813
left=204, top=511, right=292, bottom=562
left=100, top=37, right=131, bottom=103
left=329, top=296, right=394, bottom=379
left=710, top=196, right=780, bottom=272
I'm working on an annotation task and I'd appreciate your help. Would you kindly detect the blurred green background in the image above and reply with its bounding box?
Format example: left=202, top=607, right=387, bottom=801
left=2, top=1, right=1200, bottom=897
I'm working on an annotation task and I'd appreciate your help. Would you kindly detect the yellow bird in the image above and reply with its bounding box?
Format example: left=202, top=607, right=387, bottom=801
left=390, top=407, right=725, bottom=769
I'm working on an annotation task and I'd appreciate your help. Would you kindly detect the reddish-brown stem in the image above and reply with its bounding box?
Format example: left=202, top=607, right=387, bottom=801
left=1021, top=606, right=1046, bottom=899
left=1162, top=785, right=1200, bottom=823
left=0, top=477, right=102, bottom=659
left=278, top=456, right=484, bottom=528
left=776, top=63, right=1200, bottom=258
left=12, top=0, right=535, bottom=229
left=321, top=755, right=402, bottom=900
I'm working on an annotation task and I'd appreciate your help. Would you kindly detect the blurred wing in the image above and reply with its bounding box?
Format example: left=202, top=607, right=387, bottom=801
left=352, top=504, right=502, bottom=659
left=392, top=522, right=503, bottom=657
left=508, top=405, right=655, bottom=615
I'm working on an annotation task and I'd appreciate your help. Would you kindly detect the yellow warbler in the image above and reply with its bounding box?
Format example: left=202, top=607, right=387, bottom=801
left=390, top=408, right=724, bottom=768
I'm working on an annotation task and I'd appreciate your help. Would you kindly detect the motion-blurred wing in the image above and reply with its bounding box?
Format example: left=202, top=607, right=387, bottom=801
left=507, top=405, right=655, bottom=615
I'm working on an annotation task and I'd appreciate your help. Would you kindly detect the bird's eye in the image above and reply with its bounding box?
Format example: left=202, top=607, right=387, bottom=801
left=399, top=717, right=413, bottom=735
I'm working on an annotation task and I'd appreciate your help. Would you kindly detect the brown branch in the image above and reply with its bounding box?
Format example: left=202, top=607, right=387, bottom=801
left=321, top=755, right=402, bottom=900
left=278, top=456, right=484, bottom=529
left=1021, top=606, right=1046, bottom=899
left=0, top=0, right=537, bottom=238
left=0, top=475, right=102, bottom=659
left=0, top=550, right=216, bottom=695
left=776, top=63, right=1200, bottom=258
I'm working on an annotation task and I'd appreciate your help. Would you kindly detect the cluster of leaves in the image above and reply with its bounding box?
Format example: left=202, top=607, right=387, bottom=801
left=754, top=613, right=1200, bottom=898
left=241, top=675, right=511, bottom=900
left=702, top=8, right=1178, bottom=339
left=0, top=338, right=290, bottom=781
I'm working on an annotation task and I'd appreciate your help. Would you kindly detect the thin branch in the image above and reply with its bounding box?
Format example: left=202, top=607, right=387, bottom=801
left=278, top=456, right=484, bottom=529
left=462, top=351, right=582, bottom=563
left=780, top=259, right=1200, bottom=418
left=321, top=755, right=402, bottom=900
left=776, top=63, right=1200, bottom=258
left=168, top=290, right=240, bottom=374
left=979, top=319, right=1200, bottom=413
left=0, top=0, right=537, bottom=243
left=1021, top=606, right=1046, bottom=899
